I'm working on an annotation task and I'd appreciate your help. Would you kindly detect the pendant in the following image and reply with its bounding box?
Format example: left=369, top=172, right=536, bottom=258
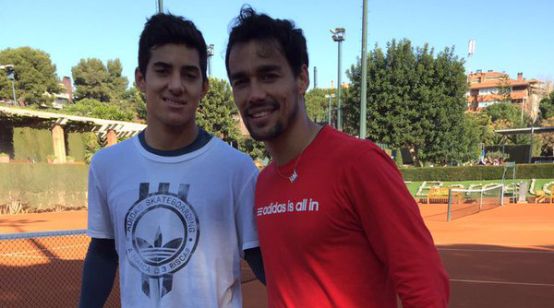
left=289, top=170, right=298, bottom=183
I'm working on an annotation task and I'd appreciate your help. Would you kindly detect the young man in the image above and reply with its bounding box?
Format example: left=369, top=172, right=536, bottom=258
left=226, top=7, right=449, bottom=308
left=79, top=13, right=263, bottom=308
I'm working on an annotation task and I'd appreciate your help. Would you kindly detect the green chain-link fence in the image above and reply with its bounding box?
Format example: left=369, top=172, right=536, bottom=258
left=0, top=230, right=120, bottom=308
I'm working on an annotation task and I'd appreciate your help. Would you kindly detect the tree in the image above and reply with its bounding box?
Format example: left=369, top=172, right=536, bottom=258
left=485, top=102, right=521, bottom=140
left=196, top=77, right=267, bottom=160
left=0, top=47, right=61, bottom=106
left=72, top=58, right=110, bottom=102
left=484, top=102, right=532, bottom=145
left=460, top=112, right=490, bottom=162
left=485, top=102, right=525, bottom=125
left=345, top=39, right=469, bottom=165
left=539, top=91, right=554, bottom=120
left=304, top=88, right=328, bottom=123
left=466, top=112, right=495, bottom=146
left=72, top=58, right=128, bottom=102
left=196, top=78, right=242, bottom=143
left=496, top=74, right=512, bottom=103
left=238, top=137, right=267, bottom=162
left=106, top=59, right=128, bottom=101
left=538, top=118, right=554, bottom=156
left=122, top=83, right=147, bottom=121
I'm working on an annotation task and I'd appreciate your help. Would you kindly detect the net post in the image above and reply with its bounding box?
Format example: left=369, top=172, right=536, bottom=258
left=447, top=188, right=453, bottom=222
left=479, top=189, right=485, bottom=211
left=500, top=184, right=505, bottom=206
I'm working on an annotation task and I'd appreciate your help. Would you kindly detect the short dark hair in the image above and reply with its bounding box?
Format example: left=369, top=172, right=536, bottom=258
left=225, top=6, right=309, bottom=77
left=138, top=13, right=208, bottom=81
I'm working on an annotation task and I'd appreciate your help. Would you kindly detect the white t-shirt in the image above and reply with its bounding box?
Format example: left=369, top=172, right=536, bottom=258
left=87, top=134, right=259, bottom=308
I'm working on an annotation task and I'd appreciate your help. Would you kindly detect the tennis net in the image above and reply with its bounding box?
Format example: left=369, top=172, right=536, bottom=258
left=447, top=184, right=505, bottom=221
left=0, top=229, right=120, bottom=308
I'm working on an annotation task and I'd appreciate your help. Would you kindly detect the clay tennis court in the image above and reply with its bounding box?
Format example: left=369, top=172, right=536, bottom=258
left=421, top=203, right=554, bottom=308
left=1, top=204, right=553, bottom=307
left=0, top=210, right=266, bottom=308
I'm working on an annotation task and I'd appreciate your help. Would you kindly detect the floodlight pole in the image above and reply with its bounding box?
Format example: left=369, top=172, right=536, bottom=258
left=331, top=27, right=345, bottom=131
left=157, top=0, right=163, bottom=13
left=10, top=80, right=16, bottom=104
left=359, top=0, right=368, bottom=139
left=313, top=66, right=318, bottom=89
left=207, top=44, right=214, bottom=77
left=325, top=94, right=335, bottom=125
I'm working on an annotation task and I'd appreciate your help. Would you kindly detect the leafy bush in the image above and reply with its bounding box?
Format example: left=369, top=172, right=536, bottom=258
left=63, top=98, right=134, bottom=121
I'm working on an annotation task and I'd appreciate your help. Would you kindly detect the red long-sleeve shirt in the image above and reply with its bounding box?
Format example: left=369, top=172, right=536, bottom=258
left=255, top=126, right=449, bottom=308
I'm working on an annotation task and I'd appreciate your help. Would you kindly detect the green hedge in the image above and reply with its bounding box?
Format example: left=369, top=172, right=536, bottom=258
left=66, top=132, right=97, bottom=162
left=67, top=132, right=85, bottom=161
left=12, top=127, right=93, bottom=162
left=0, top=163, right=88, bottom=212
left=400, top=164, right=554, bottom=181
left=13, top=127, right=53, bottom=162
left=0, top=121, right=14, bottom=156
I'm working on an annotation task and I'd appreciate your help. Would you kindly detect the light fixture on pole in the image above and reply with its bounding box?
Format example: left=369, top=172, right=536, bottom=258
left=207, top=44, right=214, bottom=77
left=0, top=64, right=17, bottom=105
left=331, top=27, right=345, bottom=131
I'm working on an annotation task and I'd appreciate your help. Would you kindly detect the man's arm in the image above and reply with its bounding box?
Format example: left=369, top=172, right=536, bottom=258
left=346, top=147, right=449, bottom=307
left=235, top=163, right=265, bottom=284
left=79, top=238, right=118, bottom=308
left=244, top=247, right=266, bottom=285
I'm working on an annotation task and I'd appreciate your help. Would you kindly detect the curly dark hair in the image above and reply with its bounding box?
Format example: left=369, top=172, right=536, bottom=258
left=225, top=6, right=309, bottom=77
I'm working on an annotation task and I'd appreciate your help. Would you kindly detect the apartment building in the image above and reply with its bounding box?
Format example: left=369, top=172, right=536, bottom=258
left=467, top=70, right=546, bottom=120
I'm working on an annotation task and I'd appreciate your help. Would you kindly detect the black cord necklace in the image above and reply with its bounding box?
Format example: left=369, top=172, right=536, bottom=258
left=275, top=126, right=322, bottom=183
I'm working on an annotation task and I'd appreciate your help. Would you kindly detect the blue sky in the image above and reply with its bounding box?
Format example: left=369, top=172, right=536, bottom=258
left=1, top=0, right=553, bottom=89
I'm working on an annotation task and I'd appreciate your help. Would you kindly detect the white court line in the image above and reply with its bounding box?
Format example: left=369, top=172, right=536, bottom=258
left=451, top=278, right=554, bottom=287
left=438, top=247, right=554, bottom=254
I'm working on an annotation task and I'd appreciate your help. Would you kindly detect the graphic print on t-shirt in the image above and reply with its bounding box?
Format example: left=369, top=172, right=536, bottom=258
left=124, top=182, right=199, bottom=303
